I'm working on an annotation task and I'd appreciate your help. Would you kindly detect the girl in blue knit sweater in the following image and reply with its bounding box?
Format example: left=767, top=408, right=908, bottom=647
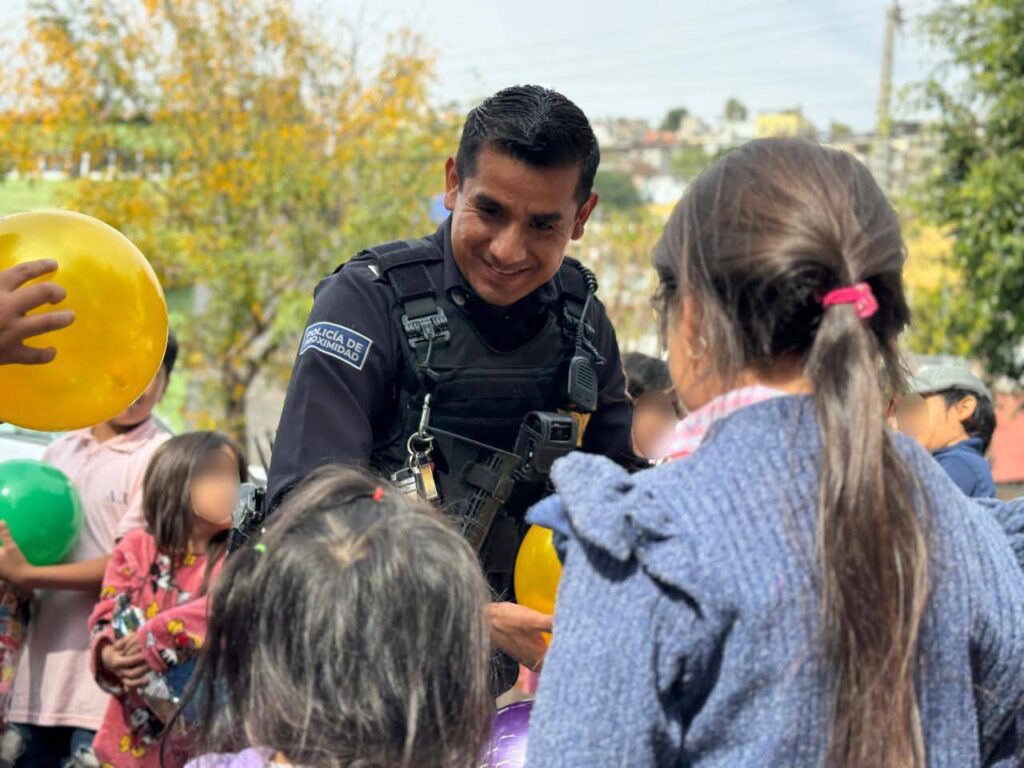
left=527, top=138, right=1024, bottom=768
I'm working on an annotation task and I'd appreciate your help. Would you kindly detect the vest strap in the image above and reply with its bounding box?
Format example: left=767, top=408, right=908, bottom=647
left=365, top=240, right=450, bottom=349
left=464, top=461, right=516, bottom=504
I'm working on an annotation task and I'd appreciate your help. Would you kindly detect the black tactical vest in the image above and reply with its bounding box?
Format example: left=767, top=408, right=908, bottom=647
left=356, top=238, right=595, bottom=586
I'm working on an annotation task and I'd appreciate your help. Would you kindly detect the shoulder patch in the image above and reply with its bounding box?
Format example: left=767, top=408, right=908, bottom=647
left=300, top=322, right=373, bottom=371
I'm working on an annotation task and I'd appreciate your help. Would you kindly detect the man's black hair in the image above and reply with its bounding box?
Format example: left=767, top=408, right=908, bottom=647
left=163, top=329, right=178, bottom=378
left=455, top=85, right=600, bottom=205
left=622, top=352, right=672, bottom=401
left=942, top=387, right=997, bottom=452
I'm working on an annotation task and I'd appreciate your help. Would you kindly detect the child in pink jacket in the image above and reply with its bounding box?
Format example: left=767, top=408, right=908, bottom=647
left=89, top=432, right=245, bottom=768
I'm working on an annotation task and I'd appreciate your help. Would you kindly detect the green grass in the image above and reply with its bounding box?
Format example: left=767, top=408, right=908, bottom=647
left=0, top=179, right=70, bottom=215
left=153, top=288, right=195, bottom=434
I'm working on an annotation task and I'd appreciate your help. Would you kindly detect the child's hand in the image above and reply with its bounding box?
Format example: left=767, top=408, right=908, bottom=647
left=485, top=602, right=554, bottom=673
left=0, top=522, right=33, bottom=589
left=0, top=260, right=75, bottom=366
left=100, top=634, right=150, bottom=689
left=117, top=632, right=142, bottom=656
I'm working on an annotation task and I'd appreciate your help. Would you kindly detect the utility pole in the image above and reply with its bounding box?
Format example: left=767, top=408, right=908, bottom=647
left=873, top=1, right=902, bottom=195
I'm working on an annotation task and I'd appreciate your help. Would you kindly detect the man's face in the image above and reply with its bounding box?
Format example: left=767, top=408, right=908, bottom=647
left=107, top=368, right=168, bottom=430
left=444, top=147, right=598, bottom=307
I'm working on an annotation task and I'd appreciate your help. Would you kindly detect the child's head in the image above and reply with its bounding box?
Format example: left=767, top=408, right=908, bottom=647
left=143, top=430, right=246, bottom=558
left=898, top=362, right=996, bottom=452
left=652, top=139, right=910, bottom=408
left=622, top=351, right=680, bottom=458
left=192, top=466, right=492, bottom=768
left=108, top=329, right=178, bottom=429
left=653, top=138, right=924, bottom=765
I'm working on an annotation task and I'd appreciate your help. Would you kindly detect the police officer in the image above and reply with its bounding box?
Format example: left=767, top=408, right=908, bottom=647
left=267, top=85, right=636, bottom=680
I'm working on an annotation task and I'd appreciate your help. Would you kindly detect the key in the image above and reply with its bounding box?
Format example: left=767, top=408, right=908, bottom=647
left=412, top=460, right=439, bottom=503
left=389, top=467, right=420, bottom=498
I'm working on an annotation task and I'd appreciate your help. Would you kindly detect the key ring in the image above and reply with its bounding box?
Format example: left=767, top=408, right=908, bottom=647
left=407, top=432, right=434, bottom=464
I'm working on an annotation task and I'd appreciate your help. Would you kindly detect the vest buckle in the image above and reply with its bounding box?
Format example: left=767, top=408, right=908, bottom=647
left=401, top=307, right=451, bottom=348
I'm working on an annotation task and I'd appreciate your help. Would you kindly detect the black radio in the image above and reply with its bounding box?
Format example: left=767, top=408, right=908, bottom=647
left=228, top=482, right=267, bottom=554
left=512, top=411, right=580, bottom=484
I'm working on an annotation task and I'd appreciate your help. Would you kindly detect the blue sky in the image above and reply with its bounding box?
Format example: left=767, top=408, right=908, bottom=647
left=340, top=0, right=942, bottom=131
left=2, top=0, right=942, bottom=132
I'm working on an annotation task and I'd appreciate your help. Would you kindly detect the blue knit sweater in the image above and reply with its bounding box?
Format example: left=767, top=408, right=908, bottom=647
left=526, top=396, right=1024, bottom=767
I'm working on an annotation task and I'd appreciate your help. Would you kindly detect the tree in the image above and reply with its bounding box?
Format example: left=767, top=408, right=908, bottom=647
left=724, top=97, right=748, bottom=122
left=568, top=208, right=664, bottom=353
left=0, top=0, right=458, bottom=447
left=913, top=0, right=1024, bottom=379
left=829, top=121, right=853, bottom=140
left=901, top=219, right=969, bottom=357
left=659, top=107, right=689, bottom=133
left=672, top=144, right=712, bottom=181
left=593, top=170, right=642, bottom=210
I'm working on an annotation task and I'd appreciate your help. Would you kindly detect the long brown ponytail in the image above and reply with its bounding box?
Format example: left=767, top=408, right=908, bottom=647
left=653, top=138, right=926, bottom=767
left=808, top=286, right=928, bottom=766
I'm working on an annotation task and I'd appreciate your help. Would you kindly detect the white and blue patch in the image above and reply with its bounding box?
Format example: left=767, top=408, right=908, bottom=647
left=300, top=322, right=373, bottom=371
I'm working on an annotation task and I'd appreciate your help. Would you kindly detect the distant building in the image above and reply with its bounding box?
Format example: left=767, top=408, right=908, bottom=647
left=637, top=130, right=678, bottom=176
left=828, top=121, right=939, bottom=200
left=595, top=112, right=938, bottom=206
left=640, top=175, right=687, bottom=207
left=593, top=122, right=679, bottom=177
left=675, top=114, right=714, bottom=145
left=754, top=108, right=816, bottom=139
left=879, top=121, right=940, bottom=199
left=991, top=393, right=1024, bottom=499
left=827, top=133, right=873, bottom=166
left=705, top=118, right=755, bottom=155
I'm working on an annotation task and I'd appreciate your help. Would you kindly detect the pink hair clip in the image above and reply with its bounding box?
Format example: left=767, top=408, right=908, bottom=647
left=372, top=487, right=384, bottom=503
left=821, top=282, right=878, bottom=320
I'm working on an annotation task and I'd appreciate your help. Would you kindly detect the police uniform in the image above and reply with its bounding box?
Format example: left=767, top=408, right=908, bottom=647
left=267, top=217, right=635, bottom=592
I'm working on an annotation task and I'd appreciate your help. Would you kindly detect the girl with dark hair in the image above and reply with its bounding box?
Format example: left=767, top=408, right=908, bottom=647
left=621, top=351, right=681, bottom=460
left=88, top=431, right=246, bottom=768
left=183, top=466, right=493, bottom=768
left=526, top=138, right=1024, bottom=767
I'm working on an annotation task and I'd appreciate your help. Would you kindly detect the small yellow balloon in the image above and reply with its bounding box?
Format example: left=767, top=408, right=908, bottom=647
left=0, top=210, right=168, bottom=431
left=514, top=524, right=563, bottom=617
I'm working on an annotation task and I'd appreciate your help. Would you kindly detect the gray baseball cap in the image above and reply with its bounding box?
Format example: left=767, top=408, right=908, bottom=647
left=908, top=362, right=991, bottom=400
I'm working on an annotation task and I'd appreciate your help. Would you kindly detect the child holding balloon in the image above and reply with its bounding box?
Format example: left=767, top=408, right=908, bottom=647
left=183, top=466, right=493, bottom=768
left=88, top=431, right=245, bottom=768
left=0, top=333, right=177, bottom=768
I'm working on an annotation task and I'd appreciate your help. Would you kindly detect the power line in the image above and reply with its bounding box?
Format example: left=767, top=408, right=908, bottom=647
left=440, top=14, right=915, bottom=98
left=440, top=0, right=796, bottom=64
left=440, top=5, right=905, bottom=83
left=539, top=65, right=881, bottom=99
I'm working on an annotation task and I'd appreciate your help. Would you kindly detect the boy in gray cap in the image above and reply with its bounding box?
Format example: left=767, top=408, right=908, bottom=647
left=895, top=360, right=997, bottom=498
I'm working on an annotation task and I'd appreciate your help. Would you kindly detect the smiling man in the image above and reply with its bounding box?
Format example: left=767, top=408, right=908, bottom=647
left=267, top=85, right=635, bottom=688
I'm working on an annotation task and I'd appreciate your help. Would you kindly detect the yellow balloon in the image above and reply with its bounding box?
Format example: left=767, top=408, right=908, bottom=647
left=0, top=210, right=167, bottom=431
left=514, top=524, right=563, bottom=616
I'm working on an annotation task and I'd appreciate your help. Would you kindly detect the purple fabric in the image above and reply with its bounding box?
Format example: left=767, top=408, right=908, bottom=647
left=185, top=748, right=274, bottom=768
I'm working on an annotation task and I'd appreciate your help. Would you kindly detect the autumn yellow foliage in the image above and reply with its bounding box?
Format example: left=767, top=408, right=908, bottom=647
left=0, top=0, right=459, bottom=445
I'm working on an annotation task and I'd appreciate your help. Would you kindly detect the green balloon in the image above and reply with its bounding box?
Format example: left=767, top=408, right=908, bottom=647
left=0, top=460, right=82, bottom=566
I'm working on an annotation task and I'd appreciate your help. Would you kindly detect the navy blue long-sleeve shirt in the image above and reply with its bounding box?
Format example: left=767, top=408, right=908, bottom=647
left=933, top=436, right=997, bottom=499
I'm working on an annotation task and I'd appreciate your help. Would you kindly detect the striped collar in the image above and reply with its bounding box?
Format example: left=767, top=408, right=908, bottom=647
left=658, top=385, right=785, bottom=463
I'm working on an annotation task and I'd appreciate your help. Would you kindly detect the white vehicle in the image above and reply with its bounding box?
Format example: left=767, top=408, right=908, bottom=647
left=0, top=421, right=267, bottom=486
left=0, top=423, right=53, bottom=462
